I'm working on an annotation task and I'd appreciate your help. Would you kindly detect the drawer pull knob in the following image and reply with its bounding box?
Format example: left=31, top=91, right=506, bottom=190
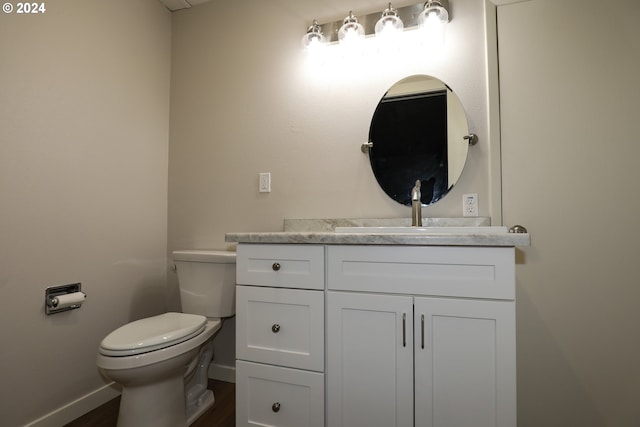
left=272, top=262, right=281, bottom=271
left=272, top=402, right=281, bottom=413
left=272, top=323, right=281, bottom=333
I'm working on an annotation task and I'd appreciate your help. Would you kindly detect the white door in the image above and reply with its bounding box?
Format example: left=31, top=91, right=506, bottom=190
left=326, top=291, right=414, bottom=427
left=414, top=297, right=516, bottom=427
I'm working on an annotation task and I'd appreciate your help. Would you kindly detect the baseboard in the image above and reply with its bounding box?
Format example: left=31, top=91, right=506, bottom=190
left=209, top=362, right=236, bottom=383
left=24, top=383, right=121, bottom=427
left=25, top=365, right=232, bottom=427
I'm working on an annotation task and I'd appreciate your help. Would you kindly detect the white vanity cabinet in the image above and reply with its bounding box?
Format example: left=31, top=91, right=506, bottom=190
left=235, top=244, right=325, bottom=427
left=234, top=242, right=519, bottom=427
left=326, top=245, right=517, bottom=427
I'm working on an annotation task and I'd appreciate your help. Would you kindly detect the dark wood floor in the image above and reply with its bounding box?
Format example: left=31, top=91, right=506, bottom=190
left=63, top=380, right=235, bottom=427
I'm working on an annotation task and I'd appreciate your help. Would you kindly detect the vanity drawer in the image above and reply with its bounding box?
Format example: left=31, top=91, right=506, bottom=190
left=237, top=244, right=324, bottom=290
left=327, top=245, right=515, bottom=300
left=236, top=285, right=324, bottom=371
left=236, top=360, right=324, bottom=427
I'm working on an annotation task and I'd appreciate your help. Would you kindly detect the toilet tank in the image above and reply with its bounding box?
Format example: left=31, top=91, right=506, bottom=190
left=172, top=250, right=236, bottom=318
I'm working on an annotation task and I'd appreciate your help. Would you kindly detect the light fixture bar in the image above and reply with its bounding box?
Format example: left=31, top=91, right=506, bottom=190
left=315, top=0, right=450, bottom=43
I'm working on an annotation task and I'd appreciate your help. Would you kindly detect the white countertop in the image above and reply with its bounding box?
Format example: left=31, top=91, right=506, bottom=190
left=225, top=218, right=530, bottom=247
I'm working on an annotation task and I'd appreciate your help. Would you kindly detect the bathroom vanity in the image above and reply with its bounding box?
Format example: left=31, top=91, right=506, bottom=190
left=227, top=220, right=529, bottom=427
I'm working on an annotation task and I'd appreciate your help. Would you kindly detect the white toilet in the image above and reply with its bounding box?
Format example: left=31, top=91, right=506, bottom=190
left=96, top=250, right=236, bottom=427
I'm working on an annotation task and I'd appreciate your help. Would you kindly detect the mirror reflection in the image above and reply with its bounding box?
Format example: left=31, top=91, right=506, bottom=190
left=368, top=75, right=469, bottom=206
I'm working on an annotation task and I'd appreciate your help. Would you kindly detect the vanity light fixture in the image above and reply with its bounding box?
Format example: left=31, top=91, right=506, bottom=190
left=302, top=1, right=451, bottom=50
left=338, top=11, right=365, bottom=45
left=375, top=3, right=404, bottom=38
left=301, top=20, right=327, bottom=51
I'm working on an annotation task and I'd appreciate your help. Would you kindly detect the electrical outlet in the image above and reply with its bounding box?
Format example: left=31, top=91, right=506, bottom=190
left=259, top=173, right=271, bottom=193
left=463, top=193, right=478, bottom=217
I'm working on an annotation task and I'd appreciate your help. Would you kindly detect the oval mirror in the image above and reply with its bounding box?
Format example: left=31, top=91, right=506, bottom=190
left=368, top=75, right=470, bottom=206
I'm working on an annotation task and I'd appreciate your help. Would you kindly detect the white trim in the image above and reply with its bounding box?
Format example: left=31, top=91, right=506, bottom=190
left=209, top=362, right=236, bottom=384
left=484, top=0, right=533, bottom=224
left=24, top=383, right=121, bottom=427
left=484, top=0, right=503, bottom=225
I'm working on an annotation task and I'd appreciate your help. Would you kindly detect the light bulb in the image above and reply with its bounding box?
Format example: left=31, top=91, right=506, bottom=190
left=418, top=0, right=449, bottom=27
left=301, top=20, right=327, bottom=51
left=375, top=3, right=404, bottom=38
left=418, top=0, right=449, bottom=45
left=338, top=11, right=365, bottom=45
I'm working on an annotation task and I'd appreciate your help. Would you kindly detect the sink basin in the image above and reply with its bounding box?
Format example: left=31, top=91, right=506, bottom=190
left=334, top=226, right=509, bottom=234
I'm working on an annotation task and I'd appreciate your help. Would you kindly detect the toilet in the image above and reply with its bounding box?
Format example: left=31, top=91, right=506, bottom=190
left=96, top=250, right=236, bottom=427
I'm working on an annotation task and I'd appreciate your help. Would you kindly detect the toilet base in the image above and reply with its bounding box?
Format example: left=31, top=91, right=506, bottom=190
left=187, top=389, right=214, bottom=426
left=118, top=374, right=188, bottom=427
left=185, top=337, right=216, bottom=424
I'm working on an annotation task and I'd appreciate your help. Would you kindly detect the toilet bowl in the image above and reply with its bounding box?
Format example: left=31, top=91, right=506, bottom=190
left=96, top=250, right=236, bottom=427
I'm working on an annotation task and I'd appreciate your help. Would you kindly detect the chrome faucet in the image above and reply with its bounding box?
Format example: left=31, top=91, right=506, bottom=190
left=411, top=180, right=422, bottom=227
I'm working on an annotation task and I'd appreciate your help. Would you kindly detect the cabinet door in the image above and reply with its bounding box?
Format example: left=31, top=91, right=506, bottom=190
left=327, top=291, right=414, bottom=427
left=414, top=297, right=516, bottom=427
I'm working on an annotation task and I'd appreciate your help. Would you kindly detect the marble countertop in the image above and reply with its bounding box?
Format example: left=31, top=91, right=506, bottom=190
left=225, top=218, right=531, bottom=247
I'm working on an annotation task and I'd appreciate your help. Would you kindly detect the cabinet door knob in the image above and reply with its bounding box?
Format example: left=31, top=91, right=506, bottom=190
left=272, top=402, right=281, bottom=412
left=272, top=262, right=281, bottom=271
left=272, top=323, right=281, bottom=333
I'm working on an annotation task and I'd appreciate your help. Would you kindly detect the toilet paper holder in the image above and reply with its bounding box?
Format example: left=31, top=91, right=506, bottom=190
left=45, top=283, right=86, bottom=315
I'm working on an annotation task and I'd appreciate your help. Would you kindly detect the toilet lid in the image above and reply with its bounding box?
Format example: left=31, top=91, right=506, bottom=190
left=99, top=312, right=206, bottom=357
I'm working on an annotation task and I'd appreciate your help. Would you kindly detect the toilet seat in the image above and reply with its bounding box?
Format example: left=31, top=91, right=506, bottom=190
left=99, top=312, right=206, bottom=357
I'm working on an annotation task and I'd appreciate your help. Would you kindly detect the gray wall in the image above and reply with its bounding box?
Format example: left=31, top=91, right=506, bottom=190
left=0, top=1, right=171, bottom=425
left=499, top=0, right=640, bottom=425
